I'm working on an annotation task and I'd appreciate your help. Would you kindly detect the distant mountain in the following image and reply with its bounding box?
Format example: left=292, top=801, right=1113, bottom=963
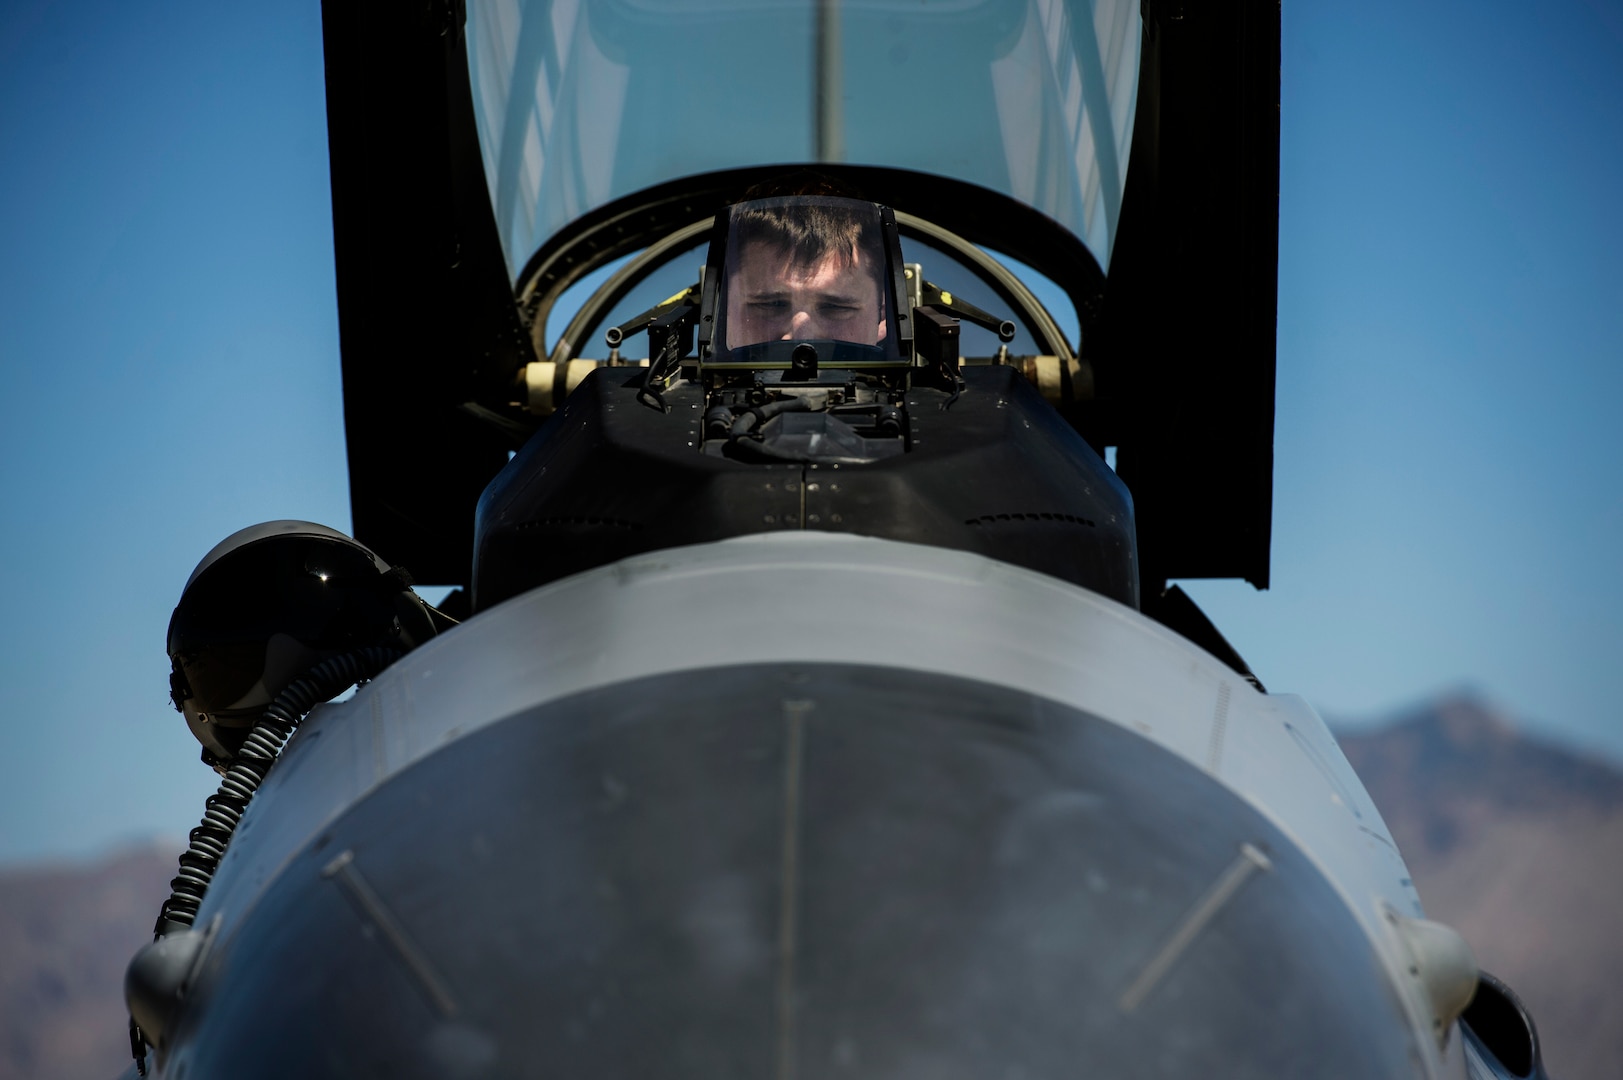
left=2, top=697, right=1618, bottom=1080
left=1338, top=694, right=1623, bottom=1080
left=0, top=845, right=172, bottom=1080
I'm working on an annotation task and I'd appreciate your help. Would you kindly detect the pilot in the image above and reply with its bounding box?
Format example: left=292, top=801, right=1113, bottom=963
left=722, top=196, right=889, bottom=351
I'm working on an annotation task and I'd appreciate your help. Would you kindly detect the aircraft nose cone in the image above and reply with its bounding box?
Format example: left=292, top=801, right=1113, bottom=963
left=161, top=664, right=1425, bottom=1079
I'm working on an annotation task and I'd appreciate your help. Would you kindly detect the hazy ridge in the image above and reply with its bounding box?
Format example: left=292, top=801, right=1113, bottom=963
left=1337, top=695, right=1623, bottom=1080
left=2, top=696, right=1618, bottom=1079
left=0, top=845, right=172, bottom=1080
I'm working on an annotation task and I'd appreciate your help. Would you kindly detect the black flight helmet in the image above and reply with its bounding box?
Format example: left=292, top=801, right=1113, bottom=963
left=166, top=521, right=439, bottom=768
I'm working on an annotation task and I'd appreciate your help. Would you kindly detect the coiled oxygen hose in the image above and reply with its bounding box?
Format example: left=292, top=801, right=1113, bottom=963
left=131, top=646, right=401, bottom=1073
left=153, top=645, right=401, bottom=934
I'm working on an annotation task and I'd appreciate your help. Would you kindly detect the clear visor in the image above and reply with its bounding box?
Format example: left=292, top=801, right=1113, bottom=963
left=719, top=197, right=891, bottom=354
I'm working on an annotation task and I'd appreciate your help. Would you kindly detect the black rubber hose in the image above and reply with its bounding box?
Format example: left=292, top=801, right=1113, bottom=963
left=703, top=403, right=735, bottom=438
left=728, top=395, right=811, bottom=441
left=151, top=646, right=402, bottom=938
left=131, top=647, right=401, bottom=1075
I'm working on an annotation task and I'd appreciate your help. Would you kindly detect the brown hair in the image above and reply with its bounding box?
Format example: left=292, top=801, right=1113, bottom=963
left=728, top=196, right=884, bottom=278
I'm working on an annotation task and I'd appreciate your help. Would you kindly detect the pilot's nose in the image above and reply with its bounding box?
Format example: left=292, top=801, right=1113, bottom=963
left=783, top=309, right=815, bottom=339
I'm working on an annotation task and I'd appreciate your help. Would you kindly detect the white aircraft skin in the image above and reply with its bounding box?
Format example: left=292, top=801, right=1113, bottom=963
left=168, top=531, right=1475, bottom=1080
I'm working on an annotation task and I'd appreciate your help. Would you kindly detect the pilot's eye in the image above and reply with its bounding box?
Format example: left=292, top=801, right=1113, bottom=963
left=748, top=298, right=790, bottom=312
left=819, top=302, right=859, bottom=317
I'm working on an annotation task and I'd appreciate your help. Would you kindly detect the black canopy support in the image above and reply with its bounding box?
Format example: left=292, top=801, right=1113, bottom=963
left=1096, top=0, right=1281, bottom=591
left=322, top=0, right=535, bottom=585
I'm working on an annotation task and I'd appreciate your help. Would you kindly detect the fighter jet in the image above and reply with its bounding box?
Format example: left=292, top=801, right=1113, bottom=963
left=123, top=1, right=1551, bottom=1077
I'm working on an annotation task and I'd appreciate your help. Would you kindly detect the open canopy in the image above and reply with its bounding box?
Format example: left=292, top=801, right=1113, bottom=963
left=466, top=0, right=1140, bottom=285
left=322, top=0, right=1278, bottom=594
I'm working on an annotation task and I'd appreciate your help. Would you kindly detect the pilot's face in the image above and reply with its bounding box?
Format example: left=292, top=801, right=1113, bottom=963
left=726, top=241, right=887, bottom=347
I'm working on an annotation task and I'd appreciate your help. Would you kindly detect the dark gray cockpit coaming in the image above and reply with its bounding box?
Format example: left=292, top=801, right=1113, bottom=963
left=164, top=663, right=1421, bottom=1079
left=473, top=365, right=1138, bottom=612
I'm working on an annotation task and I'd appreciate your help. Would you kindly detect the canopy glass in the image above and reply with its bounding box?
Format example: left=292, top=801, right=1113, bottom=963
left=467, top=0, right=1140, bottom=283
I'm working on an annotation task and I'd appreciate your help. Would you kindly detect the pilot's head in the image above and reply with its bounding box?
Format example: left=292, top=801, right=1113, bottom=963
left=722, top=197, right=889, bottom=350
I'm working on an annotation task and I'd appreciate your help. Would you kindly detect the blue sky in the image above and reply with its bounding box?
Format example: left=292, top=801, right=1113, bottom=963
left=1189, top=0, right=1623, bottom=758
left=0, top=0, right=1619, bottom=862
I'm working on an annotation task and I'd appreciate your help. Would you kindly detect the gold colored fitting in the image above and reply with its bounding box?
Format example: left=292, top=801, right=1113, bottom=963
left=1016, top=356, right=1093, bottom=404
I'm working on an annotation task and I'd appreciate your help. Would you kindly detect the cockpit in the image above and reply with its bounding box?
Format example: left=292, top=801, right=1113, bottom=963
left=472, top=184, right=1137, bottom=612
left=561, top=191, right=1079, bottom=457
left=333, top=0, right=1276, bottom=621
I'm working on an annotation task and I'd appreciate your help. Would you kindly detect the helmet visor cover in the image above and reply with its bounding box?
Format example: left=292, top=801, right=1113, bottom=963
left=719, top=197, right=890, bottom=354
